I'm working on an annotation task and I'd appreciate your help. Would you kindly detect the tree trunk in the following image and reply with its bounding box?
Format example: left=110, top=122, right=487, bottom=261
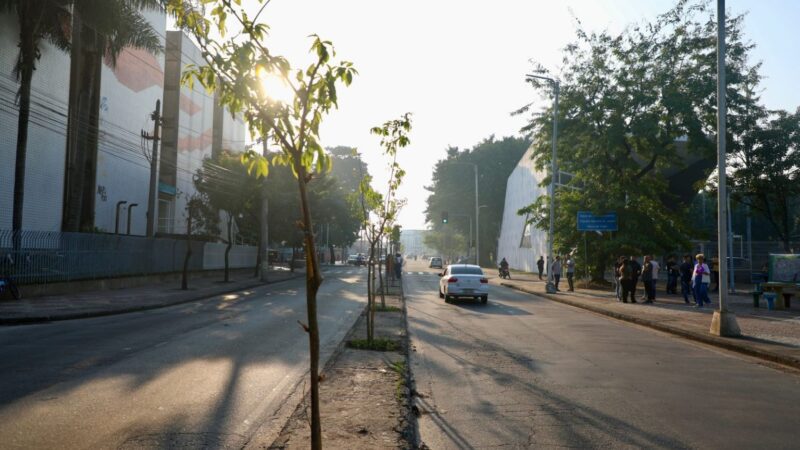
left=329, top=244, right=335, bottom=266
left=63, top=20, right=102, bottom=232
left=293, top=162, right=323, bottom=450
left=224, top=214, right=232, bottom=282
left=290, top=246, right=296, bottom=273
left=255, top=232, right=262, bottom=278
left=12, top=13, right=36, bottom=241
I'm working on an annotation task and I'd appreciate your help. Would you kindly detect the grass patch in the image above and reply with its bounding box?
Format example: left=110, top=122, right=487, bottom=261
left=347, top=338, right=400, bottom=352
left=389, top=360, right=407, bottom=401
left=374, top=305, right=402, bottom=312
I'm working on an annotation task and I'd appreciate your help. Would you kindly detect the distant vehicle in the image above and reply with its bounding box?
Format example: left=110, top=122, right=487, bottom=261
left=438, top=264, right=488, bottom=304
left=347, top=254, right=365, bottom=266
left=429, top=257, right=443, bottom=269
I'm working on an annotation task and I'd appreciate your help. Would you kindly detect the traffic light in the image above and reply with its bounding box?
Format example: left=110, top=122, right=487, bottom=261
left=441, top=211, right=449, bottom=224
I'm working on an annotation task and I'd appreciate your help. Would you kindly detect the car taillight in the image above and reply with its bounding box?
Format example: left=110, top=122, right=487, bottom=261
left=447, top=277, right=458, bottom=283
left=480, top=278, right=488, bottom=284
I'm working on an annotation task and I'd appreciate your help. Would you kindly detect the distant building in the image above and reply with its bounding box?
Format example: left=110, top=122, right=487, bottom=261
left=400, top=229, right=435, bottom=257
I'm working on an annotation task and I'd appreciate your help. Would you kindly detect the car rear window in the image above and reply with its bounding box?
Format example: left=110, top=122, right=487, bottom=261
left=450, top=266, right=483, bottom=275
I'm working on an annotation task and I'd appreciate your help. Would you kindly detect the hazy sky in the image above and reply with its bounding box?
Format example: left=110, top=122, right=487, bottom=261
left=246, top=0, right=800, bottom=230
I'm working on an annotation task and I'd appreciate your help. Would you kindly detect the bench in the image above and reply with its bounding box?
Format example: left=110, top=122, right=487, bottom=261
left=762, top=282, right=799, bottom=310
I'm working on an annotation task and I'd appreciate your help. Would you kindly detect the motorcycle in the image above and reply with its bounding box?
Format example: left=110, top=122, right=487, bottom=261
left=498, top=266, right=511, bottom=279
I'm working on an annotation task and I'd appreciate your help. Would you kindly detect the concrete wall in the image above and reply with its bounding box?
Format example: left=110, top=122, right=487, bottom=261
left=496, top=145, right=548, bottom=272
left=203, top=242, right=257, bottom=269
left=0, top=13, right=71, bottom=232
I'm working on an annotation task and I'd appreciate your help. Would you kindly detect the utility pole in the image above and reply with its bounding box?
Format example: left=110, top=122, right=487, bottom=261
left=142, top=100, right=161, bottom=238
left=711, top=0, right=740, bottom=336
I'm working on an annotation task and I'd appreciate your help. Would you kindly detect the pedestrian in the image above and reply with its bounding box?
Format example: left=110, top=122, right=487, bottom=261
left=566, top=255, right=576, bottom=292
left=692, top=253, right=712, bottom=307
left=630, top=255, right=642, bottom=300
left=537, top=256, right=545, bottom=280
left=641, top=255, right=655, bottom=303
left=394, top=253, right=403, bottom=279
left=619, top=256, right=636, bottom=303
left=711, top=257, right=720, bottom=293
left=679, top=254, right=693, bottom=304
left=614, top=256, right=624, bottom=301
left=650, top=256, right=660, bottom=300
left=666, top=256, right=678, bottom=294
left=551, top=256, right=562, bottom=291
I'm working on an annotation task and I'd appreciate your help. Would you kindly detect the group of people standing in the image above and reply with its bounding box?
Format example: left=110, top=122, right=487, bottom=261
left=614, top=253, right=713, bottom=307
left=536, top=255, right=576, bottom=292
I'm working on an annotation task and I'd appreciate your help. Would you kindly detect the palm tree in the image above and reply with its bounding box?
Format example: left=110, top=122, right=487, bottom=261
left=63, top=0, right=162, bottom=231
left=1, top=0, right=162, bottom=234
left=1, top=0, right=71, bottom=237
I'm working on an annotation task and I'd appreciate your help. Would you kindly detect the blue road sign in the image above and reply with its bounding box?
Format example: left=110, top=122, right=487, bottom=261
left=577, top=211, right=618, bottom=231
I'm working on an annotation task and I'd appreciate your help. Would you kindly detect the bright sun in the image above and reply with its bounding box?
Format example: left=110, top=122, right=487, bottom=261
left=257, top=67, right=294, bottom=104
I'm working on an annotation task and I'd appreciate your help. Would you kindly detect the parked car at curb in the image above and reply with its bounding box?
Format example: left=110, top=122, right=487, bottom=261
left=429, top=256, right=443, bottom=269
left=438, top=264, right=489, bottom=304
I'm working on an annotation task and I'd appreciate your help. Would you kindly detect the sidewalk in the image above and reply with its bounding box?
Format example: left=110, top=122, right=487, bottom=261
left=0, top=269, right=303, bottom=325
left=489, top=270, right=800, bottom=370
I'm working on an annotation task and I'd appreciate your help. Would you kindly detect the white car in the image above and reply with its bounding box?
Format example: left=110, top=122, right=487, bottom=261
left=438, top=264, right=489, bottom=304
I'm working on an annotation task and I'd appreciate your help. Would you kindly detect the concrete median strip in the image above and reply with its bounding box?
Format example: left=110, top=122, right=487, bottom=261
left=500, top=281, right=800, bottom=371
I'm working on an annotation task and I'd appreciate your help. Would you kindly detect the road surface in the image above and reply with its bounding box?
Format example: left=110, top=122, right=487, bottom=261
left=0, top=266, right=366, bottom=449
left=405, top=261, right=800, bottom=449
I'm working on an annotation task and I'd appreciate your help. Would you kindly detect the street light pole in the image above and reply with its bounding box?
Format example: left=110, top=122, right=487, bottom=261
left=526, top=73, right=559, bottom=293
left=474, top=164, right=480, bottom=266
left=711, top=0, right=740, bottom=336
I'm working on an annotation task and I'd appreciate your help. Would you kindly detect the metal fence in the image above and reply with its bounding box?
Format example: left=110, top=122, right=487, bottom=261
left=0, top=230, right=207, bottom=285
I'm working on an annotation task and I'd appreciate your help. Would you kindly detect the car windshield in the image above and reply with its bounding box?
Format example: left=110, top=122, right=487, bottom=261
left=450, top=266, right=483, bottom=275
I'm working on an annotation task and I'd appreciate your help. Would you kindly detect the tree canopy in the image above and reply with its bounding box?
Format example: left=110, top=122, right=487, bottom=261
left=517, top=0, right=764, bottom=279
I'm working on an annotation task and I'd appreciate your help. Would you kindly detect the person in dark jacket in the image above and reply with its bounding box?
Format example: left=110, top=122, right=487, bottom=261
left=537, top=256, right=545, bottom=280
left=619, top=257, right=636, bottom=303
left=666, top=256, right=678, bottom=294
left=679, top=254, right=693, bottom=304
left=630, top=255, right=642, bottom=300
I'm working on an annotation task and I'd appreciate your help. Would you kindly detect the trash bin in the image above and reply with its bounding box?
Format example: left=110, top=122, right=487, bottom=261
left=763, top=292, right=777, bottom=311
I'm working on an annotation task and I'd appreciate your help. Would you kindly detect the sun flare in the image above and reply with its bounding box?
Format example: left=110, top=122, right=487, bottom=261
left=257, top=67, right=294, bottom=104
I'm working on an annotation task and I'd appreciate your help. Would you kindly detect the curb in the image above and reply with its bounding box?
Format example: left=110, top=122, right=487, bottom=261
left=0, top=273, right=304, bottom=326
left=501, top=282, right=800, bottom=371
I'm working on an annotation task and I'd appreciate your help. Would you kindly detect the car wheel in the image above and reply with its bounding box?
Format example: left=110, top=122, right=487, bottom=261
left=439, top=288, right=444, bottom=299
left=481, top=296, right=488, bottom=304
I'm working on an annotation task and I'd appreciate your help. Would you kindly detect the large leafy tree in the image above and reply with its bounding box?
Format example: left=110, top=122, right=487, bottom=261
left=1, top=0, right=161, bottom=234
left=517, top=0, right=762, bottom=280
left=425, top=136, right=529, bottom=266
left=164, top=1, right=356, bottom=446
left=193, top=150, right=261, bottom=282
left=730, top=108, right=800, bottom=252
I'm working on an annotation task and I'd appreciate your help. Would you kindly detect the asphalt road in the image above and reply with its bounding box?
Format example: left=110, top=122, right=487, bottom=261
left=405, top=261, right=800, bottom=449
left=0, top=266, right=367, bottom=449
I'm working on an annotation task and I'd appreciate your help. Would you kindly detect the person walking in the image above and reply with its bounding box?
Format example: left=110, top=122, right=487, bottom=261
left=641, top=255, right=655, bottom=303
left=679, top=254, right=693, bottom=304
left=566, top=255, right=576, bottom=292
left=692, top=253, right=712, bottom=307
left=551, top=256, right=562, bottom=291
left=619, top=256, right=636, bottom=303
left=394, top=253, right=404, bottom=279
left=537, top=256, right=545, bottom=280
left=630, top=255, right=642, bottom=300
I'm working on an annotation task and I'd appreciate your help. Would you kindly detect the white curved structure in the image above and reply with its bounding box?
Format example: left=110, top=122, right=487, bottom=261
left=496, top=145, right=548, bottom=272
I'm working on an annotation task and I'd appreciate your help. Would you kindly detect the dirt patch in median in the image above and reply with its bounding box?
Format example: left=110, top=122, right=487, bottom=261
left=266, top=290, right=413, bottom=449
